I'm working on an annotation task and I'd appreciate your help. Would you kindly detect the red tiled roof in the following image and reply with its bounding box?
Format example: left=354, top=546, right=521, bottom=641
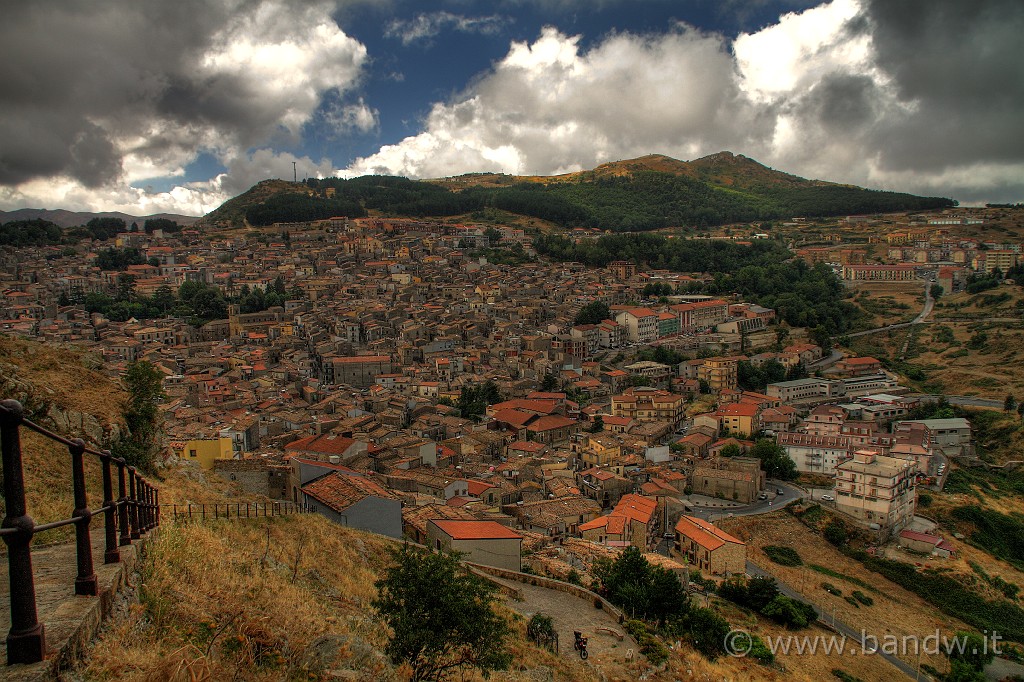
left=301, top=472, right=394, bottom=513
left=286, top=433, right=356, bottom=456
left=430, top=519, right=523, bottom=540
left=526, top=415, right=578, bottom=432
left=675, top=515, right=743, bottom=551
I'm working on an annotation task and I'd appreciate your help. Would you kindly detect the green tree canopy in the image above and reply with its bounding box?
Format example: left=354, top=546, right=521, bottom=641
left=573, top=300, right=610, bottom=326
left=373, top=544, right=511, bottom=681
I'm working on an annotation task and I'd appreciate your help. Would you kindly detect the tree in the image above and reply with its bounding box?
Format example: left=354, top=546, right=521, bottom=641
left=373, top=544, right=511, bottom=681
left=720, top=444, right=741, bottom=458
left=946, top=631, right=994, bottom=678
left=573, top=300, right=610, bottom=326
left=111, top=361, right=164, bottom=471
left=540, top=372, right=560, bottom=393
left=588, top=415, right=604, bottom=433
left=749, top=439, right=797, bottom=480
left=1005, top=394, right=1017, bottom=413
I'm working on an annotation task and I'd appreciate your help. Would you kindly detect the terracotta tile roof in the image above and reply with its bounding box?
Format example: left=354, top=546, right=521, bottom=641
left=579, top=515, right=627, bottom=534
left=611, top=493, right=657, bottom=525
left=301, top=472, right=395, bottom=513
left=430, top=519, right=523, bottom=540
left=675, top=515, right=744, bottom=551
left=286, top=433, right=356, bottom=457
left=526, top=415, right=577, bottom=432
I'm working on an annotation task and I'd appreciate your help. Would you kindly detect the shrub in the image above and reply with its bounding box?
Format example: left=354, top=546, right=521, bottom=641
left=624, top=620, right=669, bottom=665
left=763, top=545, right=803, bottom=566
left=761, top=595, right=818, bottom=629
left=822, top=582, right=842, bottom=596
left=851, top=590, right=873, bottom=606
left=844, top=596, right=860, bottom=608
left=824, top=520, right=848, bottom=546
left=832, top=670, right=863, bottom=682
left=917, top=492, right=933, bottom=507
left=748, top=634, right=775, bottom=664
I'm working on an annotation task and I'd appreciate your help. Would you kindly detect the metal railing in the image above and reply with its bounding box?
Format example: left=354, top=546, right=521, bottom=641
left=0, top=399, right=159, bottom=666
left=161, top=502, right=309, bottom=521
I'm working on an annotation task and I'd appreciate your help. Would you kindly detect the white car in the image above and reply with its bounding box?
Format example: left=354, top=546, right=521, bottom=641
left=821, top=494, right=835, bottom=502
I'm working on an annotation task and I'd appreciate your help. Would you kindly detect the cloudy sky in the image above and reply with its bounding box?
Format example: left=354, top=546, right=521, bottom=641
left=1, top=0, right=1021, bottom=216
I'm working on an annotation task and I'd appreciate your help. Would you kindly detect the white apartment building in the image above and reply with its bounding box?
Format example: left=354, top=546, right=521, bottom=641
left=615, top=308, right=658, bottom=344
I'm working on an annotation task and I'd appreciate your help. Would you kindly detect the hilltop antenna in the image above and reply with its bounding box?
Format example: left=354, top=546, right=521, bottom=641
left=292, top=161, right=297, bottom=183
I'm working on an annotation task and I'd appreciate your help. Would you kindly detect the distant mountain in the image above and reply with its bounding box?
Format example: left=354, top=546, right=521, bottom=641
left=0, top=208, right=201, bottom=229
left=203, top=152, right=957, bottom=232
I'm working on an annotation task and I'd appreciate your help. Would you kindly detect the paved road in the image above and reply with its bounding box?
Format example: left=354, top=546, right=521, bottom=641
left=746, top=562, right=923, bottom=681
left=685, top=480, right=804, bottom=523
left=809, top=349, right=843, bottom=370
left=916, top=393, right=1003, bottom=409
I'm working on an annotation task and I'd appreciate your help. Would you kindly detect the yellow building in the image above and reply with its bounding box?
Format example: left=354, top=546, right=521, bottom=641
left=698, top=357, right=739, bottom=392
left=174, top=437, right=233, bottom=470
left=572, top=433, right=623, bottom=468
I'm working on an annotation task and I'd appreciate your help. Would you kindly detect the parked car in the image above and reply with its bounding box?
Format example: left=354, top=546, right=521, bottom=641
left=758, top=492, right=769, bottom=500
left=775, top=488, right=784, bottom=495
left=821, top=494, right=835, bottom=501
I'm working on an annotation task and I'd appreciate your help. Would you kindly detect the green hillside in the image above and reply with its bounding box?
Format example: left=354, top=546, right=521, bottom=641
left=201, top=152, right=956, bottom=231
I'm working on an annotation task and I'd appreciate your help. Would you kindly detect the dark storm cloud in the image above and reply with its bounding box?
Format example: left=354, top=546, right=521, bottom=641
left=0, top=0, right=364, bottom=188
left=856, top=0, right=1024, bottom=171
left=0, top=1, right=224, bottom=185
left=808, top=73, right=878, bottom=133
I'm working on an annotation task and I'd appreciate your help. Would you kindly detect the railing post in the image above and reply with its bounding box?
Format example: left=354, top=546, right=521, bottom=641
left=128, top=467, right=140, bottom=540
left=154, top=488, right=160, bottom=528
left=101, top=452, right=119, bottom=564
left=117, top=459, right=130, bottom=547
left=68, top=439, right=98, bottom=596
left=143, top=483, right=153, bottom=531
left=0, top=399, right=46, bottom=665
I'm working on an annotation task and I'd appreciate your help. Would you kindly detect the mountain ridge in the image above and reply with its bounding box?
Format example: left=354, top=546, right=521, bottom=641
left=0, top=208, right=201, bottom=228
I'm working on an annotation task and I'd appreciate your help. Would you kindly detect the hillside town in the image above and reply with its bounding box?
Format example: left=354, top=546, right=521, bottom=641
left=0, top=214, right=996, bottom=579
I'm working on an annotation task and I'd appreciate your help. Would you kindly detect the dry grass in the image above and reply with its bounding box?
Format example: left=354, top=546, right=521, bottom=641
left=81, top=515, right=395, bottom=681
left=849, top=281, right=924, bottom=327
left=720, top=512, right=968, bottom=672
left=0, top=334, right=124, bottom=425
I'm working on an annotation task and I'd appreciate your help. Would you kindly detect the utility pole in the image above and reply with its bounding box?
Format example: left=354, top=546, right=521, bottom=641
left=293, top=161, right=297, bottom=183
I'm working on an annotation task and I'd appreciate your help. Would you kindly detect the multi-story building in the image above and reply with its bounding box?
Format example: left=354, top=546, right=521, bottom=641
left=842, top=265, right=917, bottom=281
left=697, top=356, right=738, bottom=392
left=689, top=457, right=763, bottom=503
left=321, top=354, right=393, bottom=387
left=611, top=387, right=686, bottom=428
left=776, top=433, right=852, bottom=475
left=670, top=299, right=730, bottom=331
left=615, top=308, right=659, bottom=343
left=834, top=450, right=916, bottom=535
left=673, top=516, right=746, bottom=576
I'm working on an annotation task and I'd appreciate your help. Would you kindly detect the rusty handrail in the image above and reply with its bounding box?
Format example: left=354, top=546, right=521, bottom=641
left=0, top=399, right=160, bottom=666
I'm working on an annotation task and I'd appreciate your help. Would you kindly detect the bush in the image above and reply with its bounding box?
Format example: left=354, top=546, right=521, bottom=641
left=851, top=591, right=874, bottom=606
left=761, top=595, right=818, bottom=628
left=624, top=620, right=669, bottom=665
left=918, top=493, right=933, bottom=507
left=824, top=520, right=848, bottom=546
left=844, top=596, right=860, bottom=608
left=748, top=634, right=775, bottom=664
left=763, top=545, right=803, bottom=566
left=832, top=670, right=863, bottom=682
left=822, top=582, right=842, bottom=596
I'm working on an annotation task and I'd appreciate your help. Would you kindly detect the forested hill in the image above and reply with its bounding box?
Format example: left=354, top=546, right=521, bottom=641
left=206, top=152, right=956, bottom=231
